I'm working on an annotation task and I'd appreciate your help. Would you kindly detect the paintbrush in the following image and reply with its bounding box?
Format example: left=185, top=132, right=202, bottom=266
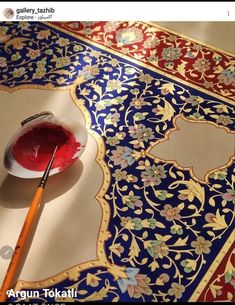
left=0, top=146, right=58, bottom=302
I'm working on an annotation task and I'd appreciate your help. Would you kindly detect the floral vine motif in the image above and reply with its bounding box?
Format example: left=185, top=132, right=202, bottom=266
left=1, top=22, right=234, bottom=302
left=0, top=22, right=102, bottom=87
left=74, top=38, right=234, bottom=301
left=53, top=21, right=235, bottom=101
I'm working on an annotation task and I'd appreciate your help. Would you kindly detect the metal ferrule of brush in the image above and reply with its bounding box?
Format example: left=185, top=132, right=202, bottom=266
left=38, top=146, right=58, bottom=188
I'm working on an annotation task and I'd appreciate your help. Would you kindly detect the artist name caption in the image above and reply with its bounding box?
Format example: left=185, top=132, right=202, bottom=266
left=7, top=288, right=77, bottom=298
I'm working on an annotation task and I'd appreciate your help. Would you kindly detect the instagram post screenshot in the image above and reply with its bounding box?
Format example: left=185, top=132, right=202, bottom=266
left=0, top=1, right=234, bottom=304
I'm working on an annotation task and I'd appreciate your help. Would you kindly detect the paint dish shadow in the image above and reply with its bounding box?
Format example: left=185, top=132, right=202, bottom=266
left=0, top=160, right=83, bottom=209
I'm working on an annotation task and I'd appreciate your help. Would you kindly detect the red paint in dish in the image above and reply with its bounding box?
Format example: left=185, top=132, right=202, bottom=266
left=12, top=123, right=81, bottom=172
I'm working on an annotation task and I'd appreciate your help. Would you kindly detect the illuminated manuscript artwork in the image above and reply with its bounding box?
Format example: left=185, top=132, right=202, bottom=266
left=0, top=21, right=234, bottom=302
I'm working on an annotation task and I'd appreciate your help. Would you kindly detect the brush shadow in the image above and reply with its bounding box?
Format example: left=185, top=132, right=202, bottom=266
left=0, top=161, right=83, bottom=209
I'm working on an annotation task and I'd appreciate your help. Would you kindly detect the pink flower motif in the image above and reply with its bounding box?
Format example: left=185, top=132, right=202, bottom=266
left=141, top=164, right=167, bottom=187
left=127, top=274, right=152, bottom=298
left=193, top=58, right=211, bottom=73
left=130, top=97, right=147, bottom=109
left=160, top=204, right=181, bottom=221
left=191, top=236, right=212, bottom=255
left=129, top=124, right=154, bottom=147
left=110, top=146, right=135, bottom=168
left=117, top=268, right=152, bottom=299
left=82, top=65, right=100, bottom=79
left=222, top=190, right=235, bottom=201
left=26, top=48, right=40, bottom=59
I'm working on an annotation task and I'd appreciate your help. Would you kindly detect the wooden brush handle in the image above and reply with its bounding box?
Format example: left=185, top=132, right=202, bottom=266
left=0, top=187, right=44, bottom=301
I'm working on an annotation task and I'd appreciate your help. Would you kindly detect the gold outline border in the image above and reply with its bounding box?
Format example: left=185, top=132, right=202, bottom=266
left=146, top=21, right=234, bottom=57
left=189, top=230, right=235, bottom=302
left=0, top=22, right=233, bottom=300
left=146, top=114, right=235, bottom=184
left=0, top=84, right=73, bottom=93
left=45, top=22, right=235, bottom=105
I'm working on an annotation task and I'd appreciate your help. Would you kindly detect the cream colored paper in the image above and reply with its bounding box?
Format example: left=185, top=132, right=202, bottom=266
left=0, top=89, right=102, bottom=282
